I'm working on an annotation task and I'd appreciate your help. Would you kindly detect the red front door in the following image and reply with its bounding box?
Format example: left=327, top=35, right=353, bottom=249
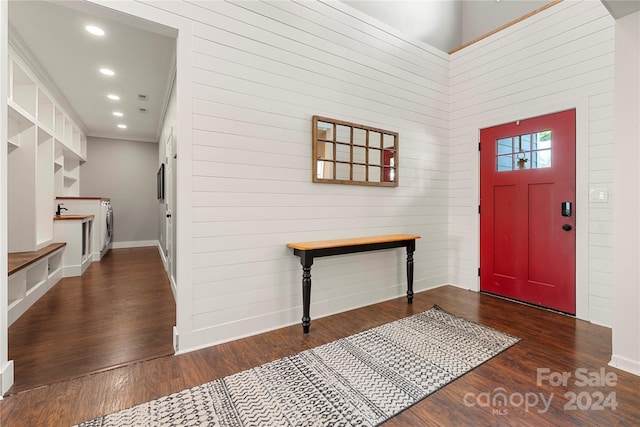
left=480, top=109, right=576, bottom=314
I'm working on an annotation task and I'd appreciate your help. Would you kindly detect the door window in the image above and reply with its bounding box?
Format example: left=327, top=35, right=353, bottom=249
left=496, top=130, right=552, bottom=172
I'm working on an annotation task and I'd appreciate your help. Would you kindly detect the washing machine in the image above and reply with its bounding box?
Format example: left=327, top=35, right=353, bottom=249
left=102, top=200, right=113, bottom=250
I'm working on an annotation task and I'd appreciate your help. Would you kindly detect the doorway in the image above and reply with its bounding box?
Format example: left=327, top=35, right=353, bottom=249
left=480, top=109, right=576, bottom=314
left=4, top=0, right=179, bottom=394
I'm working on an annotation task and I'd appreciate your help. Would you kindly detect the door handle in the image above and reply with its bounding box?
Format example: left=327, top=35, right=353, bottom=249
left=562, top=224, right=572, bottom=231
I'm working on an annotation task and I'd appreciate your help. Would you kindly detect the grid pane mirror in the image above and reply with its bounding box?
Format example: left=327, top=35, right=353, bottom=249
left=313, top=116, right=398, bottom=187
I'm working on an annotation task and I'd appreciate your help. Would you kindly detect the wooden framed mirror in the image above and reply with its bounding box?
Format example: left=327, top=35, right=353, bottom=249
left=312, top=116, right=398, bottom=187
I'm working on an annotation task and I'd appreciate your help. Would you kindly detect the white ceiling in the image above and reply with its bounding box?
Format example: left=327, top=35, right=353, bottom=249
left=601, top=0, right=640, bottom=19
left=8, top=0, right=176, bottom=143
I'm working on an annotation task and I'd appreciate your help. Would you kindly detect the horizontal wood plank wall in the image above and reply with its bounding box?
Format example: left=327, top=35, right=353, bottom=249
left=145, top=1, right=450, bottom=350
left=448, top=0, right=615, bottom=326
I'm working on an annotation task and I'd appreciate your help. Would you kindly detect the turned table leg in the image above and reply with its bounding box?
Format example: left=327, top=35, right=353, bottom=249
left=406, top=240, right=415, bottom=303
left=300, top=252, right=313, bottom=333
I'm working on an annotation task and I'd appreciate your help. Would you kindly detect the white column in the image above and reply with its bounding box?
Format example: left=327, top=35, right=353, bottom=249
left=0, top=0, right=15, bottom=395
left=611, top=11, right=640, bottom=376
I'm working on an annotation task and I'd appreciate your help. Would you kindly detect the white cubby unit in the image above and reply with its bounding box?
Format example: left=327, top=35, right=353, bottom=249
left=6, top=45, right=87, bottom=252
left=7, top=243, right=65, bottom=326
left=53, top=216, right=94, bottom=277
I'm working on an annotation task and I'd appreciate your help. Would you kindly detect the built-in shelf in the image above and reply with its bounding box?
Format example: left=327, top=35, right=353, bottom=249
left=26, top=261, right=47, bottom=293
left=37, top=126, right=53, bottom=144
left=8, top=99, right=35, bottom=125
left=8, top=299, right=21, bottom=311
left=37, top=88, right=54, bottom=130
left=54, top=107, right=64, bottom=140
left=11, top=61, right=37, bottom=118
left=54, top=216, right=94, bottom=277
left=7, top=243, right=66, bottom=325
left=7, top=44, right=87, bottom=250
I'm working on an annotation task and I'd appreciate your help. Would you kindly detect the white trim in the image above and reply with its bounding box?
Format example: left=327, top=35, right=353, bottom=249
left=0, top=360, right=13, bottom=399
left=111, top=240, right=158, bottom=249
left=0, top=0, right=12, bottom=395
left=156, top=241, right=177, bottom=301
left=89, top=0, right=193, bottom=346
left=157, top=240, right=169, bottom=270
left=609, top=355, right=640, bottom=377
left=474, top=97, right=590, bottom=321
left=176, top=280, right=445, bottom=355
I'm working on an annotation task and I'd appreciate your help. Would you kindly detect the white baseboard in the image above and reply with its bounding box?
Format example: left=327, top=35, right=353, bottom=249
left=0, top=360, right=14, bottom=397
left=156, top=242, right=177, bottom=302
left=62, top=265, right=82, bottom=278
left=157, top=241, right=169, bottom=269
left=111, top=240, right=158, bottom=249
left=169, top=276, right=177, bottom=302
left=176, top=279, right=444, bottom=354
left=609, top=355, right=640, bottom=376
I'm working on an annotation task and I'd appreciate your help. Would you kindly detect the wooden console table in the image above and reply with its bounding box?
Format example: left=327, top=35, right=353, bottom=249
left=287, top=234, right=421, bottom=333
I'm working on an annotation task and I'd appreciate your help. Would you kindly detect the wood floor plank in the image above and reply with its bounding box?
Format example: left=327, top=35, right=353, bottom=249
left=7, top=247, right=175, bottom=394
left=1, top=278, right=638, bottom=426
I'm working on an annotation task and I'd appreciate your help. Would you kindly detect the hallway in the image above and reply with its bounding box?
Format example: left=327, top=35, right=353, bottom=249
left=7, top=247, right=175, bottom=394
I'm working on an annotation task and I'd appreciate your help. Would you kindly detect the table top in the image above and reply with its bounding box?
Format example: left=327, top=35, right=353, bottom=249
left=286, top=234, right=421, bottom=251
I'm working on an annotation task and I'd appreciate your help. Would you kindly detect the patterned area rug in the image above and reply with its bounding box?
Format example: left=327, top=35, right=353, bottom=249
left=76, top=305, right=519, bottom=426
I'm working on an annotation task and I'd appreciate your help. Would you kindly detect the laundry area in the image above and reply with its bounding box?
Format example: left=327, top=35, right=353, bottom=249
left=56, top=197, right=113, bottom=260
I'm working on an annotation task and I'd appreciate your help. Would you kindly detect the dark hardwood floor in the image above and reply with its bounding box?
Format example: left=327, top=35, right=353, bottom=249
left=7, top=247, right=175, bottom=394
left=1, top=285, right=638, bottom=426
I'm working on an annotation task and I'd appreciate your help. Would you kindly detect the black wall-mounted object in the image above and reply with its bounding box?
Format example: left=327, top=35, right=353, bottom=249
left=157, top=163, right=165, bottom=200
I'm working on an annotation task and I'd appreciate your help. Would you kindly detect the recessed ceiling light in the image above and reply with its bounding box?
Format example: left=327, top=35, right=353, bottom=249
left=117, top=124, right=127, bottom=129
left=100, top=68, right=115, bottom=76
left=85, top=25, right=105, bottom=36
left=112, top=111, right=124, bottom=117
left=107, top=94, right=120, bottom=101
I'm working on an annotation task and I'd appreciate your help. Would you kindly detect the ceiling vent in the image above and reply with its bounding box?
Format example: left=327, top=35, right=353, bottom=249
left=137, top=94, right=148, bottom=101
left=138, top=107, right=148, bottom=114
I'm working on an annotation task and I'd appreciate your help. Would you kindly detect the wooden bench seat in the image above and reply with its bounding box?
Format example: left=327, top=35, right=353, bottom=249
left=8, top=243, right=66, bottom=276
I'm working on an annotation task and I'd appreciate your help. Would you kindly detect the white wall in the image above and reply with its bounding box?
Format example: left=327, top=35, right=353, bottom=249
left=449, top=0, right=616, bottom=325
left=81, top=137, right=159, bottom=246
left=113, top=0, right=450, bottom=351
left=611, top=11, right=640, bottom=376
left=0, top=0, right=634, bottom=393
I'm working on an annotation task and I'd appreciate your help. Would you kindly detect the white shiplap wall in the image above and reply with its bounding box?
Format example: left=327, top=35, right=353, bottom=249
left=448, top=0, right=615, bottom=326
left=139, top=0, right=450, bottom=350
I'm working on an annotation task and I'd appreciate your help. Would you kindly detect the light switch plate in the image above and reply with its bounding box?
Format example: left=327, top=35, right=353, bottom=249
left=589, top=188, right=609, bottom=203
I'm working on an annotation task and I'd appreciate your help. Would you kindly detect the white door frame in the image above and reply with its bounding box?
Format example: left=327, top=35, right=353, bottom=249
left=472, top=97, right=589, bottom=321
left=0, top=0, right=194, bottom=393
